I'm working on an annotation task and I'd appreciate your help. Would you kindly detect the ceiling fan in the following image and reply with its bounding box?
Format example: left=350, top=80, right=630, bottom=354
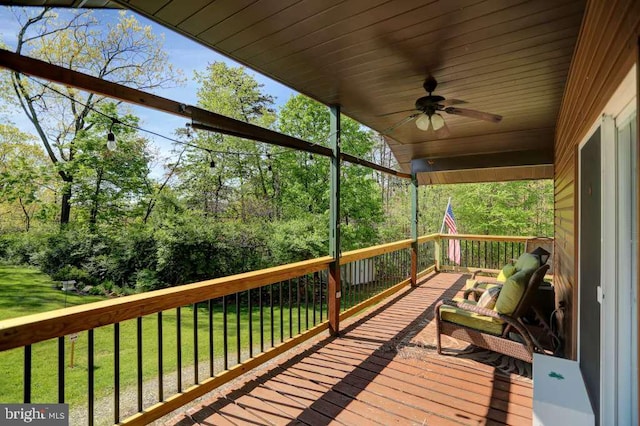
left=383, top=76, right=503, bottom=138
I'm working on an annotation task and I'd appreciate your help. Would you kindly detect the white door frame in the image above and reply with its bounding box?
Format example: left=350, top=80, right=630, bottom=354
left=578, top=65, right=637, bottom=426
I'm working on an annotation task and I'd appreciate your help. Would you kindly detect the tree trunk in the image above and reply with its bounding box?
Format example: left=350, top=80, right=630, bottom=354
left=18, top=197, right=30, bottom=232
left=89, top=169, right=103, bottom=226
left=60, top=188, right=72, bottom=225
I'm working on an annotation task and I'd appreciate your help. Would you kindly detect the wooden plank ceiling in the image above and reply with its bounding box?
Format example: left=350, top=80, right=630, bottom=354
left=1, top=0, right=586, bottom=184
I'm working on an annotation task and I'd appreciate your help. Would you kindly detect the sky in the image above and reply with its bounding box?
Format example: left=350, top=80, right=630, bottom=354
left=0, top=6, right=296, bottom=172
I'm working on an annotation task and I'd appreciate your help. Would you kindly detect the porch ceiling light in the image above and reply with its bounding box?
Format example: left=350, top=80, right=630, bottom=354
left=531, top=246, right=551, bottom=266
left=415, top=114, right=431, bottom=131
left=431, top=113, right=445, bottom=131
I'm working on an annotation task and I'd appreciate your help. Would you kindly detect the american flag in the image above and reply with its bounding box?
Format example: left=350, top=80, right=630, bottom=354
left=444, top=203, right=461, bottom=265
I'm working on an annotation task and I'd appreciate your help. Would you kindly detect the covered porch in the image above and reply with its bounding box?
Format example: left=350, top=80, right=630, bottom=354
left=0, top=0, right=638, bottom=425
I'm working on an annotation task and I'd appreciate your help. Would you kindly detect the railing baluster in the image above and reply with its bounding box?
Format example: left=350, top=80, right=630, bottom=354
left=259, top=286, right=264, bottom=352
left=23, top=344, right=31, bottom=403
left=194, top=303, right=199, bottom=384
left=58, top=336, right=64, bottom=403
left=312, top=275, right=317, bottom=325
left=340, top=264, right=345, bottom=312
left=503, top=242, right=507, bottom=265
left=270, top=284, right=274, bottom=347
left=88, top=329, right=94, bottom=426
left=209, top=299, right=214, bottom=376
left=248, top=289, right=253, bottom=358
left=157, top=312, right=163, bottom=402
left=288, top=279, right=293, bottom=338
left=223, top=295, right=228, bottom=370
left=114, top=323, right=120, bottom=424
left=484, top=241, right=487, bottom=268
left=304, top=276, right=309, bottom=331
left=137, top=317, right=143, bottom=412
left=176, top=307, right=182, bottom=393
left=237, top=292, right=241, bottom=364
left=279, top=281, right=284, bottom=342
left=320, top=272, right=324, bottom=322
left=297, top=277, right=301, bottom=334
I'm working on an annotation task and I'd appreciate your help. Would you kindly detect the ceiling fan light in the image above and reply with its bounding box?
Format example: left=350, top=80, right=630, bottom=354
left=415, top=114, right=431, bottom=131
left=431, top=114, right=445, bottom=130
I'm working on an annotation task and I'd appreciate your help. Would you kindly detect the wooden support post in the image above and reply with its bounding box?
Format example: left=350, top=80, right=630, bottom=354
left=434, top=235, right=442, bottom=272
left=410, top=174, right=418, bottom=286
left=328, top=104, right=341, bottom=336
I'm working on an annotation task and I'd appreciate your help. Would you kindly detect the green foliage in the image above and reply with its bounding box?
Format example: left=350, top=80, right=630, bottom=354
left=277, top=95, right=384, bottom=249
left=68, top=103, right=152, bottom=226
left=50, top=265, right=90, bottom=285
left=155, top=215, right=268, bottom=285
left=3, top=8, right=183, bottom=224
left=417, top=180, right=554, bottom=236
left=267, top=216, right=328, bottom=264
left=0, top=124, right=57, bottom=231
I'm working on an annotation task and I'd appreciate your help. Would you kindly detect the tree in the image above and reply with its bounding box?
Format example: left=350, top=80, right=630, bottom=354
left=0, top=123, right=56, bottom=231
left=177, top=62, right=276, bottom=220
left=278, top=95, right=383, bottom=249
left=3, top=7, right=182, bottom=225
left=68, top=103, right=151, bottom=227
left=415, top=180, right=554, bottom=237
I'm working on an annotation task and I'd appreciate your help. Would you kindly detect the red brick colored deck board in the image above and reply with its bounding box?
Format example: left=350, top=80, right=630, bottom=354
left=168, top=272, right=533, bottom=426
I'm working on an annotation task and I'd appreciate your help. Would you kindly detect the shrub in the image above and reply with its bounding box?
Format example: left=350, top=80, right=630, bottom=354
left=267, top=216, right=327, bottom=264
left=51, top=265, right=91, bottom=285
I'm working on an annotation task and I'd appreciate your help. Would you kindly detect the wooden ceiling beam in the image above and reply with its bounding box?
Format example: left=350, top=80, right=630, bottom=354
left=410, top=149, right=554, bottom=173
left=0, top=48, right=409, bottom=178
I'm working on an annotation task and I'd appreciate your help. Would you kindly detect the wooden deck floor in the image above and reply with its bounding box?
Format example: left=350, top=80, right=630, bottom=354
left=168, top=273, right=533, bottom=426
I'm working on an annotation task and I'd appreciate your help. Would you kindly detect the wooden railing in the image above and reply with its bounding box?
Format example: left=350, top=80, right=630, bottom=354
left=0, top=233, right=549, bottom=425
left=436, top=234, right=551, bottom=274
left=0, top=236, right=438, bottom=425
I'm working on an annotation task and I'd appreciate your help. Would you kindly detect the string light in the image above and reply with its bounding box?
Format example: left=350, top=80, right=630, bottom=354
left=24, top=76, right=355, bottom=173
left=106, top=119, right=118, bottom=151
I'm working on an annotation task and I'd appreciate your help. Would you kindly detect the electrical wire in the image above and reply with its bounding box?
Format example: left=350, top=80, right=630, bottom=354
left=25, top=75, right=293, bottom=158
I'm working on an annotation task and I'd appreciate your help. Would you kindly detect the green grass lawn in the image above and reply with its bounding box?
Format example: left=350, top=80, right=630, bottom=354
left=0, top=266, right=331, bottom=411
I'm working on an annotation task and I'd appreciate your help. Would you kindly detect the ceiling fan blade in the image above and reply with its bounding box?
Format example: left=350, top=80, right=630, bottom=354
left=444, top=107, right=502, bottom=123
left=439, top=99, right=467, bottom=107
left=434, top=120, right=450, bottom=138
left=381, top=113, right=420, bottom=136
left=377, top=108, right=417, bottom=117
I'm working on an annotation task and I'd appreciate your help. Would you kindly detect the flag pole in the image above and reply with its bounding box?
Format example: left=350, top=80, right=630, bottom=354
left=440, top=197, right=451, bottom=234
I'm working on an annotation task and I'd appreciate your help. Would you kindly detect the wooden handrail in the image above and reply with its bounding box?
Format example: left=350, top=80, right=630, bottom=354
left=436, top=233, right=541, bottom=243
left=339, top=239, right=413, bottom=264
left=0, top=256, right=332, bottom=351
left=417, top=233, right=439, bottom=244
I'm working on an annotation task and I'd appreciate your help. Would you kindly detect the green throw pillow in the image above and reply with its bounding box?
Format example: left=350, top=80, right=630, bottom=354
left=514, top=252, right=540, bottom=271
left=495, top=269, right=532, bottom=315
left=477, top=286, right=501, bottom=310
left=497, top=264, right=517, bottom=282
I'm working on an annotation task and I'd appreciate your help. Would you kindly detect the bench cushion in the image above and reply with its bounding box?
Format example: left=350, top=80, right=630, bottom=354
left=515, top=252, right=540, bottom=272
left=497, top=263, right=517, bottom=282
left=495, top=268, right=533, bottom=314
left=440, top=301, right=504, bottom=335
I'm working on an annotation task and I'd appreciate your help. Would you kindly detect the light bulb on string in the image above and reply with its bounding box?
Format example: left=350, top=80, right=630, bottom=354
left=106, top=119, right=118, bottom=151
left=209, top=160, right=216, bottom=171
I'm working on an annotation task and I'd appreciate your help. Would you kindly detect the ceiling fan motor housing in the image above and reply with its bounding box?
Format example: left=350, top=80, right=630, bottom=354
left=415, top=95, right=445, bottom=116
